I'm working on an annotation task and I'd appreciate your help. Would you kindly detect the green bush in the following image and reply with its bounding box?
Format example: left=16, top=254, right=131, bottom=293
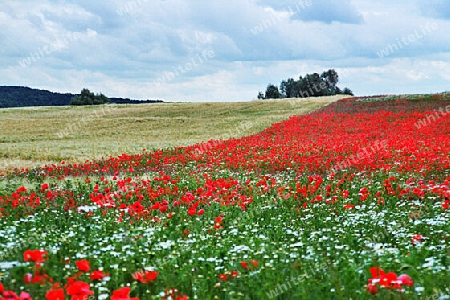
left=70, top=88, right=110, bottom=106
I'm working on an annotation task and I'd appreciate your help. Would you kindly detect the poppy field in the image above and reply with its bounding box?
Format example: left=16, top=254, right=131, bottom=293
left=0, top=94, right=449, bottom=299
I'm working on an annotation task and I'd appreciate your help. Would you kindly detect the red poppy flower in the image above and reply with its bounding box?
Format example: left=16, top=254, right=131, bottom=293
left=46, top=288, right=65, bottom=300
left=250, top=260, right=258, bottom=267
left=368, top=267, right=400, bottom=290
left=343, top=204, right=355, bottom=210
left=398, top=274, right=414, bottom=287
left=342, top=190, right=349, bottom=198
left=240, top=261, right=248, bottom=270
left=443, top=200, right=449, bottom=210
left=241, top=260, right=258, bottom=270
left=380, top=273, right=398, bottom=288
left=90, top=270, right=107, bottom=281
left=132, top=270, right=158, bottom=283
left=213, top=222, right=224, bottom=229
left=411, top=234, right=423, bottom=245
left=2, top=291, right=19, bottom=299
left=130, top=201, right=144, bottom=213
left=76, top=259, right=90, bottom=272
left=160, top=288, right=188, bottom=300
left=66, top=281, right=94, bottom=298
left=27, top=268, right=52, bottom=285
left=366, top=283, right=378, bottom=295
left=19, top=292, right=32, bottom=300
left=218, top=273, right=228, bottom=281
left=23, top=273, right=32, bottom=284
left=23, top=250, right=48, bottom=263
left=0, top=290, right=31, bottom=300
left=110, top=287, right=139, bottom=300
left=40, top=183, right=49, bottom=192
left=17, top=186, right=27, bottom=193
left=151, top=202, right=160, bottom=210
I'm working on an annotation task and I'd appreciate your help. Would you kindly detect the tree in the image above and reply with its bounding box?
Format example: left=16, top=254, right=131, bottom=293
left=280, top=78, right=295, bottom=98
left=80, top=88, right=94, bottom=105
left=93, top=93, right=109, bottom=105
left=264, top=84, right=282, bottom=99
left=70, top=95, right=82, bottom=105
left=293, top=73, right=326, bottom=98
left=293, top=76, right=306, bottom=97
left=342, top=87, right=354, bottom=96
left=321, top=69, right=339, bottom=95
left=71, top=88, right=110, bottom=105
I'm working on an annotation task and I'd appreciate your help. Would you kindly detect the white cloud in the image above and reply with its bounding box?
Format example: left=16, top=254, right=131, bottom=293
left=1, top=0, right=450, bottom=101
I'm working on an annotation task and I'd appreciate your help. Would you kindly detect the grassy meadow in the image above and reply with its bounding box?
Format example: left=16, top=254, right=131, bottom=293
left=0, top=95, right=346, bottom=171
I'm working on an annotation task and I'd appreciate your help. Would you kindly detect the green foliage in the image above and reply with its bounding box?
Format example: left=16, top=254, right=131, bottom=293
left=259, top=69, right=354, bottom=99
left=280, top=78, right=296, bottom=98
left=70, top=88, right=110, bottom=106
left=321, top=69, right=339, bottom=95
left=342, top=87, right=354, bottom=96
left=264, top=84, right=282, bottom=99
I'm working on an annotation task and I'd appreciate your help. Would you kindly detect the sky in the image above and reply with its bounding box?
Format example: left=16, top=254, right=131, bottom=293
left=1, top=0, right=450, bottom=102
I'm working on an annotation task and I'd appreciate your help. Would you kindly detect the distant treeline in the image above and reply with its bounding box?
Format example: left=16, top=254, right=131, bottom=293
left=0, top=86, right=163, bottom=108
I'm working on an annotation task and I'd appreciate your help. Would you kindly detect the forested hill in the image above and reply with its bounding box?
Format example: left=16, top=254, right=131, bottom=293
left=0, top=86, right=73, bottom=108
left=0, top=86, right=163, bottom=108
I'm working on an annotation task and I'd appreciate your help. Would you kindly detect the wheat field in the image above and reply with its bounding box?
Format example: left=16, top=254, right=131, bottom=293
left=0, top=95, right=348, bottom=170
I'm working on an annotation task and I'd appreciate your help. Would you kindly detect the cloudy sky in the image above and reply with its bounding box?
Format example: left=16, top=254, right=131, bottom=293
left=1, top=0, right=450, bottom=101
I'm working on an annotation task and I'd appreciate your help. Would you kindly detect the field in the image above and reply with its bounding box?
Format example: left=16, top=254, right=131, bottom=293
left=0, top=94, right=449, bottom=299
left=0, top=95, right=345, bottom=170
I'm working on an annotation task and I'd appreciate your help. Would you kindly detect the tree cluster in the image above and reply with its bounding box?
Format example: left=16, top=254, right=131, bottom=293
left=257, top=69, right=353, bottom=100
left=70, top=88, right=110, bottom=106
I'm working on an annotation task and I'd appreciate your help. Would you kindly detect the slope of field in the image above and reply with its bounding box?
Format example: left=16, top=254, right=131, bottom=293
left=0, top=95, right=346, bottom=170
